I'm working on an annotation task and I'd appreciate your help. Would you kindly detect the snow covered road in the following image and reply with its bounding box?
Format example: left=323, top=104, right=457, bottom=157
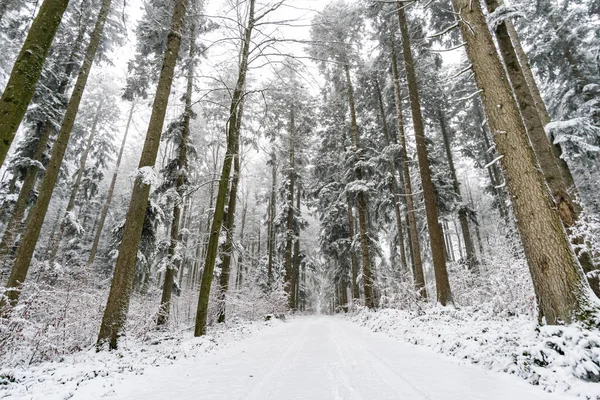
left=72, top=316, right=570, bottom=400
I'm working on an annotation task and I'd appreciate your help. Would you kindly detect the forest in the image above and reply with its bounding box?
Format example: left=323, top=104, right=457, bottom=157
left=0, top=0, right=599, bottom=398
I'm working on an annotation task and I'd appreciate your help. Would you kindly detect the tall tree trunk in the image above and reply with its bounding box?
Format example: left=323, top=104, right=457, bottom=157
left=374, top=78, right=409, bottom=274
left=0, top=0, right=71, bottom=166
left=1, top=0, right=112, bottom=313
left=96, top=0, right=187, bottom=348
left=0, top=123, right=50, bottom=264
left=485, top=0, right=598, bottom=295
left=438, top=109, right=478, bottom=272
left=292, top=184, right=301, bottom=310
left=47, top=98, right=103, bottom=262
left=485, top=0, right=578, bottom=225
left=266, top=150, right=276, bottom=285
left=216, top=97, right=244, bottom=324
left=0, top=20, right=89, bottom=263
left=473, top=100, right=511, bottom=225
left=346, top=195, right=360, bottom=300
left=87, top=102, right=134, bottom=267
left=396, top=4, right=452, bottom=305
left=236, top=195, right=248, bottom=289
left=284, top=108, right=296, bottom=308
left=390, top=36, right=426, bottom=298
left=194, top=0, right=255, bottom=337
left=157, top=21, right=196, bottom=326
left=443, top=221, right=455, bottom=262
left=451, top=0, right=598, bottom=324
left=344, top=64, right=375, bottom=308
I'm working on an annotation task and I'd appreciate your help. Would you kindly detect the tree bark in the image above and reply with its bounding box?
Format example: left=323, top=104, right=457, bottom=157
left=96, top=0, right=187, bottom=348
left=396, top=4, right=452, bottom=305
left=346, top=195, right=360, bottom=300
left=1, top=0, right=112, bottom=313
left=0, top=17, right=89, bottom=264
left=0, top=0, right=71, bottom=167
left=87, top=101, right=134, bottom=267
left=451, top=0, right=598, bottom=324
left=194, top=0, right=254, bottom=336
left=486, top=0, right=598, bottom=295
left=438, top=109, right=478, bottom=272
left=157, top=21, right=196, bottom=326
left=389, top=32, right=427, bottom=299
left=284, top=108, right=296, bottom=308
left=47, top=98, right=104, bottom=262
left=292, top=184, right=301, bottom=310
left=216, top=96, right=244, bottom=323
left=344, top=64, right=375, bottom=308
left=374, top=78, right=409, bottom=275
left=266, top=150, right=276, bottom=285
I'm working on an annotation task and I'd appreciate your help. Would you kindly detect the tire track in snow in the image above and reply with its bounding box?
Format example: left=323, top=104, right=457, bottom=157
left=241, top=319, right=311, bottom=400
left=329, top=317, right=432, bottom=400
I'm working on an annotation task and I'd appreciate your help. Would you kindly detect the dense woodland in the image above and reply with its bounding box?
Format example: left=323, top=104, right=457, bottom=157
left=0, top=0, right=599, bottom=367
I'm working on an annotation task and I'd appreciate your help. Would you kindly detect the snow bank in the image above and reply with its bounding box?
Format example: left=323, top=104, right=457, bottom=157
left=350, top=307, right=600, bottom=399
left=0, top=317, right=283, bottom=400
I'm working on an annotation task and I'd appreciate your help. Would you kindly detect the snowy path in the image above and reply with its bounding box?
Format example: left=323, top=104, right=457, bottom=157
left=73, top=316, right=570, bottom=400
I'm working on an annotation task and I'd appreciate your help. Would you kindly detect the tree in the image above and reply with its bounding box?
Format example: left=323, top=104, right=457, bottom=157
left=1, top=0, right=113, bottom=312
left=156, top=5, right=200, bottom=326
left=310, top=0, right=376, bottom=308
left=450, top=0, right=599, bottom=324
left=389, top=37, right=426, bottom=298
left=194, top=0, right=258, bottom=336
left=484, top=0, right=599, bottom=295
left=0, top=0, right=71, bottom=166
left=394, top=2, right=453, bottom=305
left=97, top=0, right=189, bottom=348
left=87, top=101, right=134, bottom=267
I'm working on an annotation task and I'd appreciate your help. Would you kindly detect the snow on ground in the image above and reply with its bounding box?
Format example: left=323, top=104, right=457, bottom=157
left=350, top=307, right=600, bottom=399
left=0, top=315, right=581, bottom=400
left=0, top=317, right=284, bottom=400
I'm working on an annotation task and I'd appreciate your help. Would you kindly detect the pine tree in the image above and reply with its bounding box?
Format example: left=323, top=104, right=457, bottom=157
left=0, top=0, right=71, bottom=166
left=450, top=0, right=599, bottom=324
left=98, top=0, right=189, bottom=348
left=395, top=2, right=453, bottom=305
left=1, top=0, right=113, bottom=312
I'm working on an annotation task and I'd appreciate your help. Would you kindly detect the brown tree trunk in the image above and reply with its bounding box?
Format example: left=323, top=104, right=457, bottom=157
left=0, top=123, right=50, bottom=264
left=235, top=195, right=248, bottom=289
left=96, top=0, right=187, bottom=348
left=396, top=4, right=452, bottom=305
left=346, top=195, right=360, bottom=300
left=292, top=184, right=301, bottom=310
left=451, top=0, right=598, bottom=324
left=216, top=97, right=244, bottom=323
left=284, top=108, right=296, bottom=308
left=374, top=78, right=409, bottom=275
left=157, top=21, right=196, bottom=326
left=344, top=64, right=375, bottom=308
left=473, top=100, right=511, bottom=226
left=87, top=101, right=134, bottom=267
left=266, top=150, right=276, bottom=285
left=194, top=0, right=255, bottom=336
left=486, top=0, right=598, bottom=295
left=438, top=109, right=478, bottom=272
left=0, top=20, right=89, bottom=265
left=48, top=98, right=104, bottom=262
left=1, top=0, right=113, bottom=313
left=389, top=39, right=426, bottom=298
left=0, top=0, right=71, bottom=167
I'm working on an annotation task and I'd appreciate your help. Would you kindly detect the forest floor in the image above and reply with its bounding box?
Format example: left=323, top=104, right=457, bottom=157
left=2, top=315, right=578, bottom=399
